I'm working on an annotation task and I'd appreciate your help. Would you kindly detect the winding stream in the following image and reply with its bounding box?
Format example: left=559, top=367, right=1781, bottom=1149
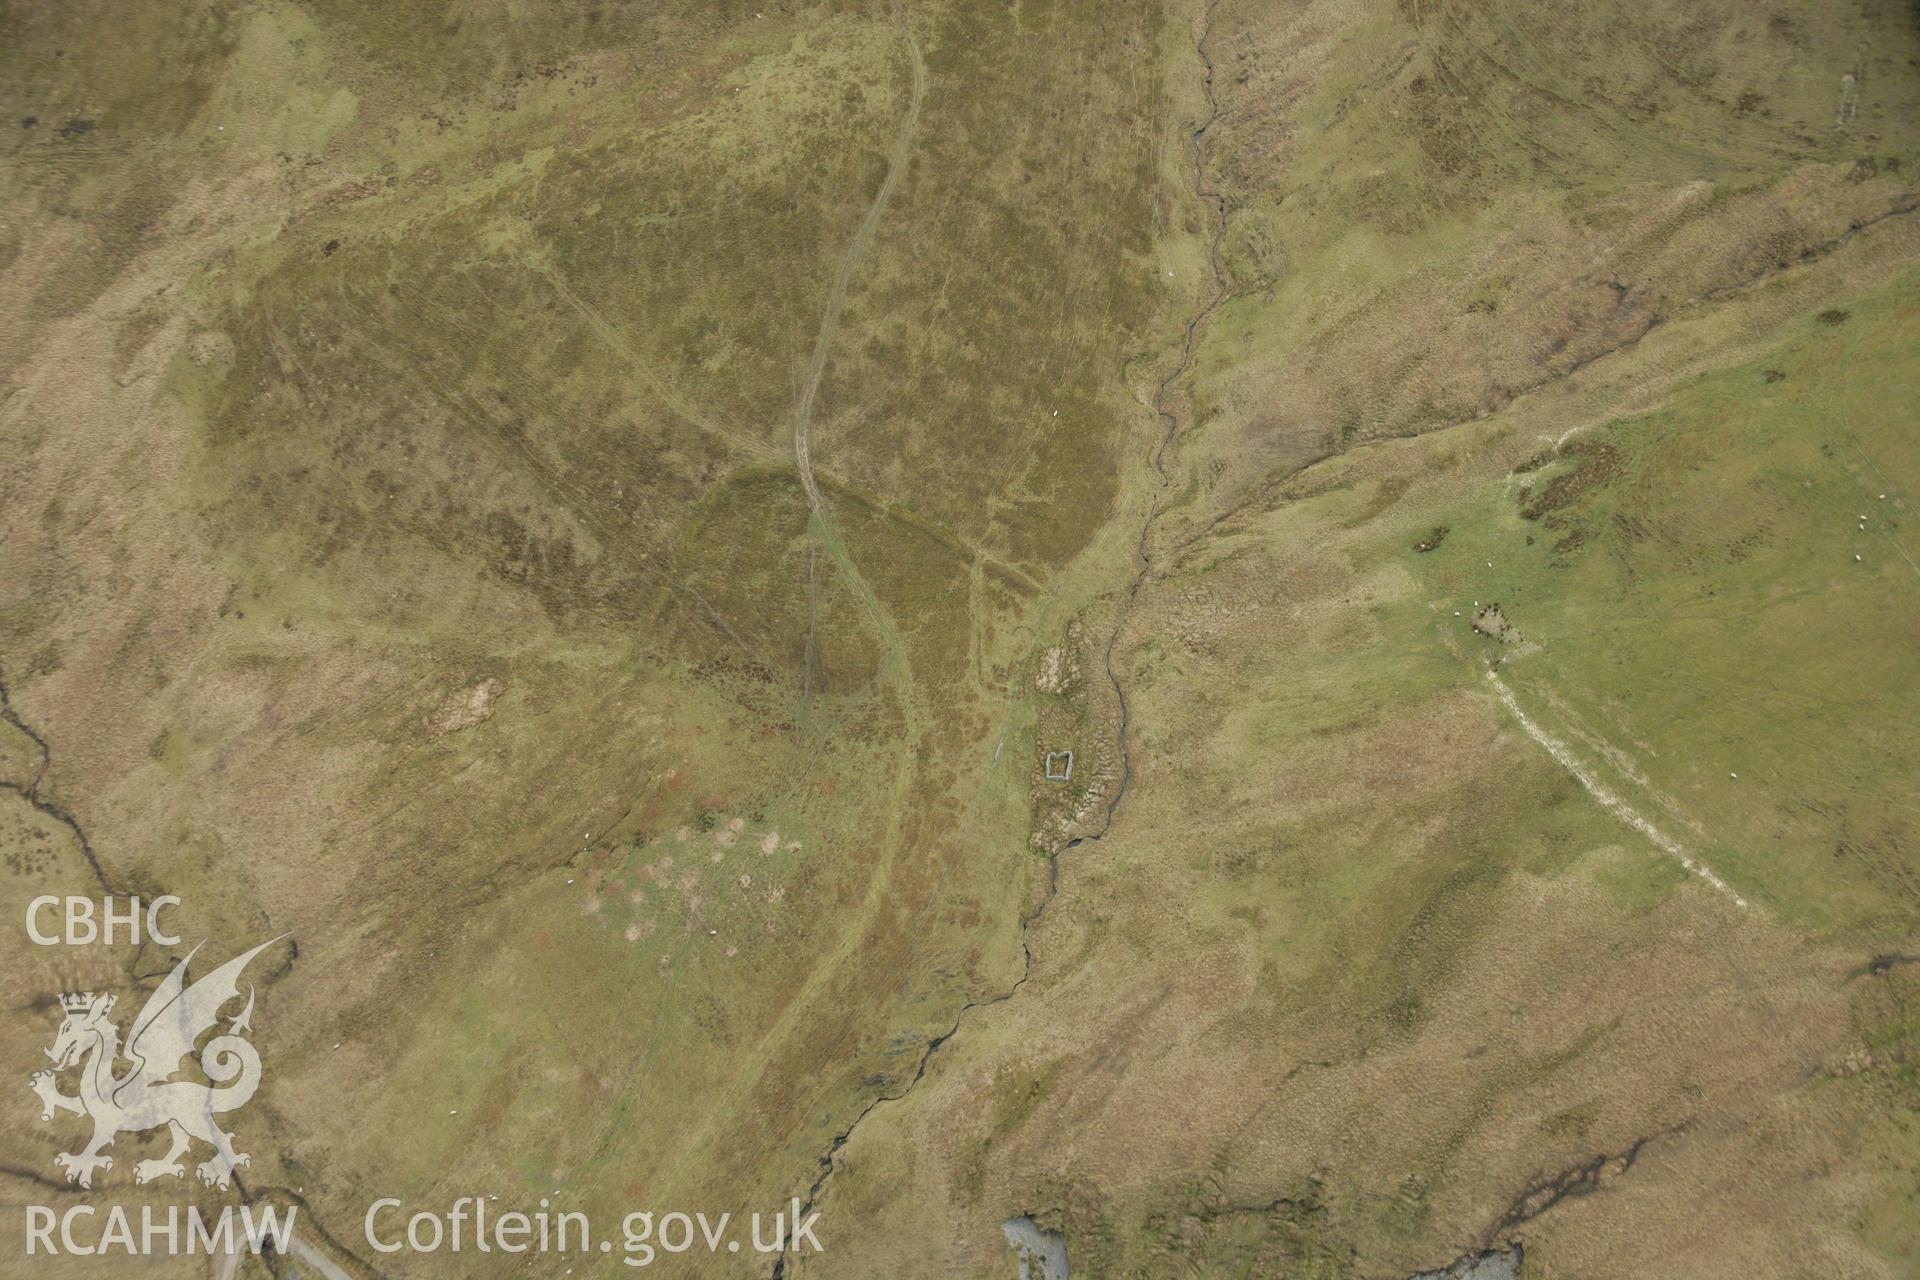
left=773, top=0, right=1236, bottom=1271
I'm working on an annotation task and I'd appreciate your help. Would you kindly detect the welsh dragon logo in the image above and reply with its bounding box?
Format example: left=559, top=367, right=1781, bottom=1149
left=28, top=936, right=283, bottom=1190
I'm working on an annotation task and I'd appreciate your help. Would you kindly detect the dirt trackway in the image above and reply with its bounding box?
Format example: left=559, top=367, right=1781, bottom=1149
left=771, top=0, right=1237, bottom=1271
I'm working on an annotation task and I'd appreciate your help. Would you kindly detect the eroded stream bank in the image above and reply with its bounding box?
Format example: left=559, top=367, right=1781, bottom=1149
left=774, top=0, right=1236, bottom=1271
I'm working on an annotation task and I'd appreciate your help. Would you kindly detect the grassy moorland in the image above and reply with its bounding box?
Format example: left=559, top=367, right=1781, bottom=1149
left=2, top=0, right=1919, bottom=1277
left=2, top=0, right=1170, bottom=1272
left=814, top=1, right=1920, bottom=1278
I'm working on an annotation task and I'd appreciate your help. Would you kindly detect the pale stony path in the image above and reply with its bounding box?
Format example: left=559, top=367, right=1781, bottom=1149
left=1488, top=670, right=1747, bottom=909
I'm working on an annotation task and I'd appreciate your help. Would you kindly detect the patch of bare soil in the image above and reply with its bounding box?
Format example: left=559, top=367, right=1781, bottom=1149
left=425, top=678, right=505, bottom=740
